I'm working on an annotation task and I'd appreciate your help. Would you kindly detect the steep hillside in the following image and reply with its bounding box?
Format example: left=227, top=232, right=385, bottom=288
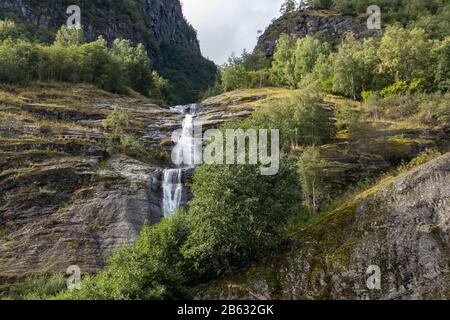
left=197, top=153, right=450, bottom=300
left=0, top=82, right=240, bottom=290
left=0, top=0, right=217, bottom=103
left=0, top=85, right=448, bottom=296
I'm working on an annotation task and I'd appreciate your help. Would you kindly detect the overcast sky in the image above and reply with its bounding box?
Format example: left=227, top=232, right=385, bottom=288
left=181, top=0, right=284, bottom=65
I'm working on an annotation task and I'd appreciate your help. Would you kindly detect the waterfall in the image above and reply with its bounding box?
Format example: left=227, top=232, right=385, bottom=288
left=162, top=104, right=200, bottom=217
left=162, top=169, right=183, bottom=217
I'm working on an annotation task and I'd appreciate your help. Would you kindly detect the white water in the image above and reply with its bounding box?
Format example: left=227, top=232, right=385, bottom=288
left=162, top=104, right=200, bottom=217
left=162, top=169, right=183, bottom=217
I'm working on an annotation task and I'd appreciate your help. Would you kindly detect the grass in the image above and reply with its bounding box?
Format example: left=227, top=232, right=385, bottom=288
left=202, top=87, right=293, bottom=111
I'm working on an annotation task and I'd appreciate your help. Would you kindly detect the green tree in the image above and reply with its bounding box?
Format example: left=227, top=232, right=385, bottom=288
left=293, top=36, right=330, bottom=84
left=297, top=146, right=328, bottom=213
left=333, top=35, right=380, bottom=99
left=311, top=52, right=335, bottom=93
left=0, top=19, right=22, bottom=41
left=221, top=54, right=249, bottom=91
left=271, top=34, right=295, bottom=87
left=79, top=37, right=126, bottom=93
left=54, top=25, right=85, bottom=46
left=183, top=158, right=301, bottom=278
left=433, top=36, right=450, bottom=91
left=112, top=40, right=153, bottom=95
left=378, top=26, right=432, bottom=83
left=0, top=39, right=36, bottom=83
left=280, top=0, right=298, bottom=14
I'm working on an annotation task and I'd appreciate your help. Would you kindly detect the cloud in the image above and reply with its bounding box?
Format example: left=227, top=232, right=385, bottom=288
left=181, top=0, right=283, bottom=64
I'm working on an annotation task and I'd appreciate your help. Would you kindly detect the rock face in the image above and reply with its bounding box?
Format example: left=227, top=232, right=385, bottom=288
left=0, top=83, right=179, bottom=288
left=255, top=10, right=379, bottom=57
left=0, top=82, right=218, bottom=290
left=197, top=154, right=450, bottom=300
left=0, top=0, right=199, bottom=53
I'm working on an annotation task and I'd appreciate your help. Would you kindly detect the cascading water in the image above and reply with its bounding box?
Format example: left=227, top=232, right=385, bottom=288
left=162, top=169, right=183, bottom=217
left=162, top=104, right=200, bottom=217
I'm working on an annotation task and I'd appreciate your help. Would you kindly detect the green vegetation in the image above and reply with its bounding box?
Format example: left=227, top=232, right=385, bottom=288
left=2, top=0, right=449, bottom=301
left=297, top=146, right=328, bottom=213
left=56, top=215, right=190, bottom=300
left=0, top=22, right=161, bottom=98
left=220, top=50, right=271, bottom=92
left=216, top=21, right=449, bottom=100
left=244, top=93, right=334, bottom=151
left=8, top=274, right=67, bottom=300
left=184, top=158, right=300, bottom=279
left=55, top=121, right=302, bottom=299
left=0, top=0, right=217, bottom=104
left=0, top=20, right=216, bottom=105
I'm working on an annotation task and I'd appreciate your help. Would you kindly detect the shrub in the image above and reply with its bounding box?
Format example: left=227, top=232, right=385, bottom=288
left=417, top=92, right=450, bottom=126
left=183, top=157, right=301, bottom=279
left=246, top=93, right=334, bottom=150
left=8, top=274, right=67, bottom=300
left=383, top=93, right=421, bottom=120
left=0, top=39, right=37, bottom=83
left=297, top=146, right=328, bottom=213
left=397, top=148, right=443, bottom=173
left=103, top=106, right=131, bottom=140
left=380, top=79, right=424, bottom=98
left=59, top=214, right=190, bottom=300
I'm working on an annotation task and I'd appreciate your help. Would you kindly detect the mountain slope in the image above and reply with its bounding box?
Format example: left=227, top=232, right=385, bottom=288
left=0, top=0, right=217, bottom=103
left=197, top=154, right=450, bottom=300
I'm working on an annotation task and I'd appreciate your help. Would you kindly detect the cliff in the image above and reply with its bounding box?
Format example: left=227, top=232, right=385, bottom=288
left=255, top=10, right=379, bottom=57
left=197, top=154, right=450, bottom=300
left=0, top=84, right=448, bottom=296
left=0, top=0, right=216, bottom=103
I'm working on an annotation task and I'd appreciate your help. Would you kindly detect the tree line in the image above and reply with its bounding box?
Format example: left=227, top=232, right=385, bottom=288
left=214, top=25, right=449, bottom=99
left=0, top=20, right=170, bottom=103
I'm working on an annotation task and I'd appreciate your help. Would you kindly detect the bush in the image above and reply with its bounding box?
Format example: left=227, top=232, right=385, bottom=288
left=417, top=92, right=450, bottom=126
left=297, top=146, right=328, bottom=213
left=380, top=80, right=424, bottom=98
left=60, top=214, right=190, bottom=300
left=246, top=93, right=334, bottom=150
left=335, top=102, right=361, bottom=131
left=8, top=274, right=67, bottom=300
left=383, top=93, right=421, bottom=120
left=0, top=39, right=37, bottom=83
left=183, top=157, right=301, bottom=278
